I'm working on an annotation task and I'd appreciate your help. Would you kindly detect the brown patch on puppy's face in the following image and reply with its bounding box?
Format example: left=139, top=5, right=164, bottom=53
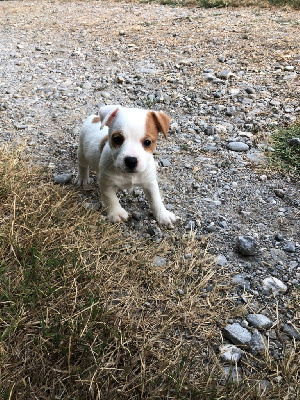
left=110, top=131, right=125, bottom=149
left=92, top=116, right=101, bottom=124
left=99, top=134, right=109, bottom=155
left=143, top=112, right=159, bottom=153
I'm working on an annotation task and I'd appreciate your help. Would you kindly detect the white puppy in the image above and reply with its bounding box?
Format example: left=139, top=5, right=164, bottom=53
left=77, top=105, right=176, bottom=226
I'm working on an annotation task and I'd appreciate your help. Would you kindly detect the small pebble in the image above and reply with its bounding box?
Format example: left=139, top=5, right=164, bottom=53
left=281, top=324, right=300, bottom=340
left=245, top=87, right=256, bottom=94
left=53, top=174, right=72, bottom=184
left=246, top=314, right=273, bottom=330
left=236, top=235, right=257, bottom=256
left=274, top=232, right=284, bottom=241
left=227, top=142, right=249, bottom=152
left=154, top=256, right=167, bottom=267
left=219, top=344, right=242, bottom=363
left=223, top=323, right=252, bottom=346
left=216, top=255, right=227, bottom=267
left=283, top=241, right=296, bottom=253
left=262, top=277, right=287, bottom=294
left=159, top=159, right=171, bottom=167
left=250, top=329, right=266, bottom=353
left=82, top=81, right=92, bottom=90
left=221, top=366, right=243, bottom=383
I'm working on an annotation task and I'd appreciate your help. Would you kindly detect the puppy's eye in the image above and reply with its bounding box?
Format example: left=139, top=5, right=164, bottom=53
left=112, top=135, right=124, bottom=146
left=143, top=139, right=152, bottom=148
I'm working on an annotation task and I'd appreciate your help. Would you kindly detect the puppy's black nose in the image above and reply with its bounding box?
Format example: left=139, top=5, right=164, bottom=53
left=124, top=156, right=138, bottom=171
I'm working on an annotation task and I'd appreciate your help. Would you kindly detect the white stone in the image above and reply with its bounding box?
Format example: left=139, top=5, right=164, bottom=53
left=247, top=314, right=273, bottom=330
left=219, top=344, right=242, bottom=363
left=262, top=277, right=287, bottom=294
left=223, top=323, right=252, bottom=346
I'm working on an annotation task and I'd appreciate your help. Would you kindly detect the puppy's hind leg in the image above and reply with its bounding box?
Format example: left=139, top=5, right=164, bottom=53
left=76, top=148, right=90, bottom=188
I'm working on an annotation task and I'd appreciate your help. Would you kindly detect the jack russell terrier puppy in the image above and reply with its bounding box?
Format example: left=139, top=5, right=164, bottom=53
left=76, top=105, right=176, bottom=227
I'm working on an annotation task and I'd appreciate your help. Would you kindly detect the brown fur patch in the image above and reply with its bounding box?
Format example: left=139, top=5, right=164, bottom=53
left=110, top=131, right=125, bottom=148
left=99, top=134, right=109, bottom=155
left=150, top=111, right=170, bottom=139
left=92, top=116, right=101, bottom=124
left=144, top=112, right=159, bottom=153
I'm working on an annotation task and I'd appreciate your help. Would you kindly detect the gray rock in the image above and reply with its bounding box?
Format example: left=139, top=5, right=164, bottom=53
left=170, top=122, right=179, bottom=133
left=203, top=198, right=222, bottom=206
left=274, top=188, right=285, bottom=198
left=154, top=256, right=167, bottom=267
left=216, top=255, right=227, bottom=266
left=227, top=142, right=249, bottom=152
left=217, top=70, right=234, bottom=80
left=82, top=81, right=92, bottom=90
left=116, top=75, right=125, bottom=84
left=262, top=277, right=287, bottom=294
left=246, top=148, right=265, bottom=164
left=147, top=226, right=160, bottom=237
left=236, top=235, right=257, bottom=256
left=232, top=274, right=250, bottom=290
left=72, top=126, right=80, bottom=135
left=250, top=329, right=266, bottom=353
left=281, top=324, right=300, bottom=340
left=256, top=380, right=271, bottom=395
left=54, top=174, right=72, bottom=184
left=206, top=222, right=216, bottom=232
left=101, top=91, right=111, bottom=99
left=204, top=125, right=215, bottom=135
left=83, top=202, right=101, bottom=211
left=219, top=344, right=242, bottom=363
left=159, top=159, right=171, bottom=167
left=274, top=232, right=284, bottom=241
left=270, top=248, right=287, bottom=262
left=221, top=366, right=243, bottom=383
left=204, top=73, right=216, bottom=81
left=223, top=323, right=252, bottom=346
left=132, top=211, right=142, bottom=220
left=246, top=314, right=273, bottom=330
left=283, top=241, right=296, bottom=253
left=185, top=220, right=196, bottom=230
left=245, top=87, right=256, bottom=94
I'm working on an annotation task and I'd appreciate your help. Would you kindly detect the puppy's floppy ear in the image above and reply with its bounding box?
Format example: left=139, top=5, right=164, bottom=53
left=100, top=105, right=119, bottom=129
left=150, top=111, right=170, bottom=139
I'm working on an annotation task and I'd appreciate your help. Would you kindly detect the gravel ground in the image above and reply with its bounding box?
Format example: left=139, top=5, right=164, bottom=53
left=0, top=0, right=299, bottom=382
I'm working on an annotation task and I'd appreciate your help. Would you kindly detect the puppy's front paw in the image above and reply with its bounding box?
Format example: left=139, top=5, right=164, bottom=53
left=156, top=208, right=176, bottom=227
left=76, top=176, right=91, bottom=189
left=107, top=207, right=129, bottom=223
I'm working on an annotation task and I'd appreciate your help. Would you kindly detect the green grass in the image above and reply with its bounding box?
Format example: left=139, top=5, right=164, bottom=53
left=0, top=146, right=299, bottom=399
left=268, top=0, right=300, bottom=7
left=267, top=123, right=300, bottom=177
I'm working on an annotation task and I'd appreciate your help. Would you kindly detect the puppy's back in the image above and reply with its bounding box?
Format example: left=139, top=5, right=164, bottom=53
left=79, top=115, right=108, bottom=172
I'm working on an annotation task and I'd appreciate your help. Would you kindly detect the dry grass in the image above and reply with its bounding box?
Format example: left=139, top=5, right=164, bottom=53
left=0, top=146, right=299, bottom=399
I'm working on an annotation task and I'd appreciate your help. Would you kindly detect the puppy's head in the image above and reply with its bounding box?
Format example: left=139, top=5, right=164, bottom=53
left=100, top=105, right=170, bottom=174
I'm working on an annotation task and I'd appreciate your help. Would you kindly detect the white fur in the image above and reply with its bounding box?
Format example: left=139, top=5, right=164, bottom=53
left=76, top=105, right=176, bottom=226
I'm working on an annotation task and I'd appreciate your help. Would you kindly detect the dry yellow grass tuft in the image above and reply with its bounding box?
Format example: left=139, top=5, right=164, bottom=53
left=0, top=146, right=298, bottom=399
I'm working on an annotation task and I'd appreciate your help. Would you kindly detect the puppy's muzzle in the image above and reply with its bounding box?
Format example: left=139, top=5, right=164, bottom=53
left=124, top=156, right=138, bottom=172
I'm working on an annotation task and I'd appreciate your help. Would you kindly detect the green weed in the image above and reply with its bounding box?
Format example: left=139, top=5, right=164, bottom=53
left=267, top=123, right=300, bottom=177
